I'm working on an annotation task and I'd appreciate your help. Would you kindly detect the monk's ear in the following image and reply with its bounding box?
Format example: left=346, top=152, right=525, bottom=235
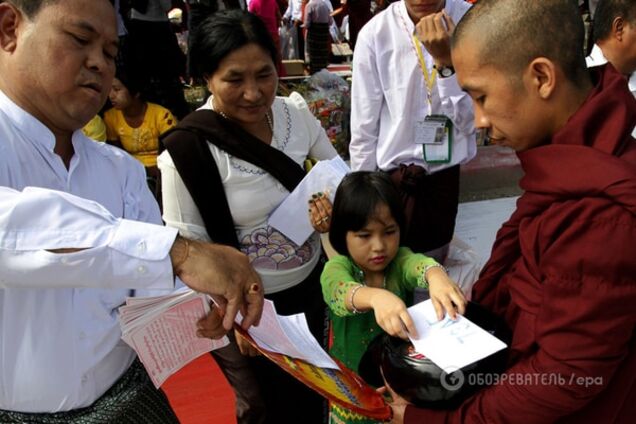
left=525, top=57, right=556, bottom=100
left=611, top=16, right=624, bottom=42
left=0, top=3, right=23, bottom=53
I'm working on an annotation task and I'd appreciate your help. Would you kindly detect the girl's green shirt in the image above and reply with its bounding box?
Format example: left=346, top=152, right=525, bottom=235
left=320, top=247, right=438, bottom=372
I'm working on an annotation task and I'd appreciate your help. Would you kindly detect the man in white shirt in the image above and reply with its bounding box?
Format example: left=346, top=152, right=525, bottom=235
left=283, top=0, right=306, bottom=60
left=0, top=0, right=263, bottom=421
left=586, top=0, right=636, bottom=120
left=349, top=0, right=476, bottom=262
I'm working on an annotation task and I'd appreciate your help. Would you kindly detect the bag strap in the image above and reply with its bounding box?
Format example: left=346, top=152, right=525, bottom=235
left=162, top=126, right=240, bottom=247
left=161, top=109, right=306, bottom=248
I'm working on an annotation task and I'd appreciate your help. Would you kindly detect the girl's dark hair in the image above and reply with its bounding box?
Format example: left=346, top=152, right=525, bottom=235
left=115, top=65, right=144, bottom=99
left=188, top=9, right=278, bottom=80
left=329, top=171, right=406, bottom=256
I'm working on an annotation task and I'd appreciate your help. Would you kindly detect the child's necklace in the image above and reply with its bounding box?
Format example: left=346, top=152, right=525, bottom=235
left=363, top=275, right=386, bottom=289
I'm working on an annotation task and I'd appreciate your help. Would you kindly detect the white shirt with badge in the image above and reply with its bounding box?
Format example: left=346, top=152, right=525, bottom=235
left=349, top=0, right=476, bottom=173
left=0, top=89, right=178, bottom=413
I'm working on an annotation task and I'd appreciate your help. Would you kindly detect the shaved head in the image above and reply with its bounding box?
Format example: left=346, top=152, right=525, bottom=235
left=452, top=0, right=589, bottom=87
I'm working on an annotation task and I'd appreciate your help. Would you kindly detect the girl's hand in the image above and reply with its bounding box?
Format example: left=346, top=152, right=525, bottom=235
left=369, top=289, right=417, bottom=339
left=426, top=266, right=467, bottom=320
left=308, top=191, right=332, bottom=233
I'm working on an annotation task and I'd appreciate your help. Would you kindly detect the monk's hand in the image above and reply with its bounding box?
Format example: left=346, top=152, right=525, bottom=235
left=171, top=237, right=264, bottom=331
left=378, top=381, right=410, bottom=424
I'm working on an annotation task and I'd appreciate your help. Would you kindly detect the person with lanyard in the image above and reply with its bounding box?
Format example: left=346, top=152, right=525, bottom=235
left=0, top=0, right=263, bottom=422
left=349, top=0, right=475, bottom=264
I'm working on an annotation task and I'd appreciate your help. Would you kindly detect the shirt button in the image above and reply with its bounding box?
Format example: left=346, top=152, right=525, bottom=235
left=137, top=241, right=146, bottom=253
left=137, top=266, right=147, bottom=274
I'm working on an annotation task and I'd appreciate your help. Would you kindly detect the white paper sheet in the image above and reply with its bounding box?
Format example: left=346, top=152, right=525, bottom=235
left=407, top=300, right=507, bottom=371
left=268, top=156, right=350, bottom=246
left=240, top=299, right=340, bottom=369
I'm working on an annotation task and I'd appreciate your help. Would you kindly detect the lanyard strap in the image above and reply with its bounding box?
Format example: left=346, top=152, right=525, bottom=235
left=410, top=34, right=437, bottom=102
left=399, top=4, right=437, bottom=107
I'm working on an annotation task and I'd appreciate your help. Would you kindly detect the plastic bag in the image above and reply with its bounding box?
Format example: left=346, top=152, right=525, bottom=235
left=444, top=237, right=482, bottom=300
left=302, top=69, right=351, bottom=159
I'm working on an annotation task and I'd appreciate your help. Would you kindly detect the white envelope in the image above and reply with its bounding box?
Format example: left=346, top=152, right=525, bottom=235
left=407, top=300, right=507, bottom=371
left=268, top=156, right=350, bottom=246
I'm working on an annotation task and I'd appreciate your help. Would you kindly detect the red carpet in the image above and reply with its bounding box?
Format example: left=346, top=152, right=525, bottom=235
left=163, top=354, right=236, bottom=424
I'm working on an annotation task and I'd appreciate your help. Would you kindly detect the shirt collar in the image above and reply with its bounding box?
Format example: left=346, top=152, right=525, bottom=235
left=586, top=44, right=608, bottom=67
left=0, top=88, right=89, bottom=158
left=0, top=88, right=58, bottom=152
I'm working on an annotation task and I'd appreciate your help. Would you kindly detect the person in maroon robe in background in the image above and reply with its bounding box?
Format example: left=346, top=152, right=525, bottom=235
left=331, top=0, right=372, bottom=50
left=387, top=1, right=636, bottom=423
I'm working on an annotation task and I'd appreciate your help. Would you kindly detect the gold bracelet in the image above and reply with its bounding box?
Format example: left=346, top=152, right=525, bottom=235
left=173, top=237, right=190, bottom=271
left=349, top=284, right=364, bottom=314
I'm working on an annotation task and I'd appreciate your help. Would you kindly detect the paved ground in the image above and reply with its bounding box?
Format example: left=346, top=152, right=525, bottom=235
left=459, top=145, right=523, bottom=203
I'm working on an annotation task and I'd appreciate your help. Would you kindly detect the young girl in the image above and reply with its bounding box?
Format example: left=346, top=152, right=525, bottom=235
left=104, top=68, right=176, bottom=191
left=318, top=171, right=467, bottom=424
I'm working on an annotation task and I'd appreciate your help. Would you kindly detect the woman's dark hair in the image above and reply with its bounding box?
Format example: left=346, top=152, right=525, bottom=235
left=329, top=171, right=406, bottom=256
left=188, top=9, right=278, bottom=80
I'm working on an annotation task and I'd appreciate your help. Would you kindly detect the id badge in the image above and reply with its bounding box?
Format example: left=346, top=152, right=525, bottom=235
left=414, top=115, right=447, bottom=145
left=415, top=115, right=452, bottom=163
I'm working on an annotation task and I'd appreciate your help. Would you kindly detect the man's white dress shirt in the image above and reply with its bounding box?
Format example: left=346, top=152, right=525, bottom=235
left=587, top=44, right=636, bottom=137
left=284, top=0, right=304, bottom=22
left=349, top=0, right=476, bottom=173
left=0, top=89, right=178, bottom=413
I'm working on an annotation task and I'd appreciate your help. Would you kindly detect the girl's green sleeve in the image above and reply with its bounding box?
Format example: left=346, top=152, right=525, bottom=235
left=320, top=256, right=362, bottom=317
left=393, top=247, right=439, bottom=290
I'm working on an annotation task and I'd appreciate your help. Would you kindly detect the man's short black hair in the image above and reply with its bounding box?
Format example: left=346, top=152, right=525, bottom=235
left=593, top=0, right=636, bottom=42
left=2, top=0, right=53, bottom=18
left=3, top=0, right=114, bottom=18
left=453, top=0, right=589, bottom=88
left=329, top=171, right=405, bottom=256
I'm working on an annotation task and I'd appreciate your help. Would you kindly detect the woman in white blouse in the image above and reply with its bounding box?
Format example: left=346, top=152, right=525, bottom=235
left=158, top=10, right=338, bottom=424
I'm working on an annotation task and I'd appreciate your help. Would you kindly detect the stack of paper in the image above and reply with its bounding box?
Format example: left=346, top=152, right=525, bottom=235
left=407, top=300, right=507, bottom=371
left=239, top=299, right=340, bottom=370
left=119, top=288, right=229, bottom=388
left=269, top=156, right=350, bottom=246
